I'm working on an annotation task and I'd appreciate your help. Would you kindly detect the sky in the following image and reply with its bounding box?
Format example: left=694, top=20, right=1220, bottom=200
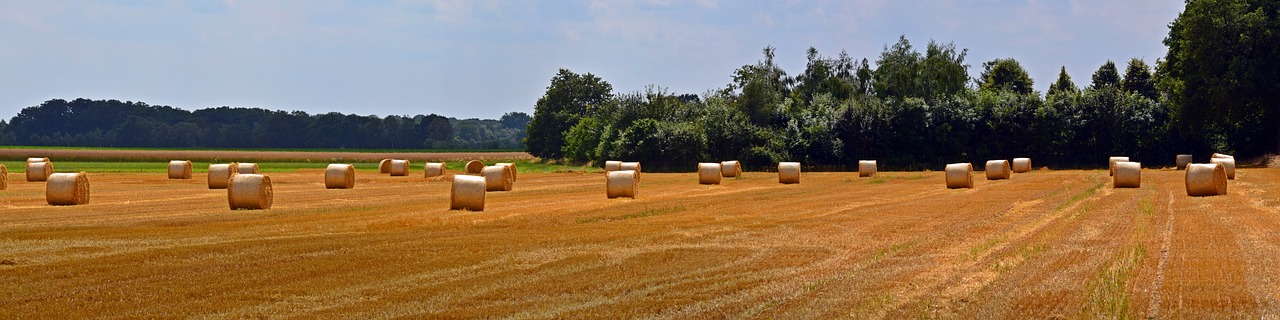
left=0, top=0, right=1185, bottom=120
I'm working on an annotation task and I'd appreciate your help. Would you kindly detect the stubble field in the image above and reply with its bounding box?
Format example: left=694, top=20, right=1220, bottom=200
left=1, top=165, right=1279, bottom=318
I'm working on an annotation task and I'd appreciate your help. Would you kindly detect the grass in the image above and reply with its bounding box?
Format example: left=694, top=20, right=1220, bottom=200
left=0, top=145, right=521, bottom=153
left=1, top=159, right=597, bottom=174
left=1086, top=244, right=1147, bottom=318
left=575, top=206, right=688, bottom=224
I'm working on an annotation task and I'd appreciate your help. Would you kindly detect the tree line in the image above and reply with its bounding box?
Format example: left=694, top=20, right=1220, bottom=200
left=526, top=0, right=1279, bottom=171
left=0, top=98, right=531, bottom=150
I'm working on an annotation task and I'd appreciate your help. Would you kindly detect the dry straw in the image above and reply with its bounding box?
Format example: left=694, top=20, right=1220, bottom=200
left=495, top=162, right=517, bottom=181
left=450, top=175, right=486, bottom=211
left=945, top=163, right=973, bottom=189
left=168, top=160, right=193, bottom=179
left=26, top=161, right=53, bottom=182
left=465, top=160, right=485, bottom=174
left=1175, top=154, right=1193, bottom=170
left=1210, top=157, right=1236, bottom=180
left=207, top=162, right=239, bottom=189
left=482, top=165, right=514, bottom=191
left=858, top=160, right=877, bottom=177
left=985, top=160, right=1011, bottom=180
left=46, top=171, right=89, bottom=206
left=698, top=163, right=722, bottom=185
left=237, top=163, right=259, bottom=174
left=390, top=159, right=410, bottom=176
left=1108, top=156, right=1130, bottom=176
left=620, top=162, right=642, bottom=180
left=228, top=174, right=272, bottom=210
left=1012, top=158, right=1032, bottom=173
left=424, top=162, right=447, bottom=178
left=325, top=164, right=355, bottom=189
left=720, top=160, right=741, bottom=178
left=778, top=162, right=801, bottom=184
left=1113, top=161, right=1141, bottom=188
left=606, top=170, right=638, bottom=198
left=379, top=159, right=392, bottom=173
left=0, top=164, right=6, bottom=190
left=1212, top=153, right=1233, bottom=159
left=1186, top=163, right=1227, bottom=196
left=604, top=160, right=622, bottom=173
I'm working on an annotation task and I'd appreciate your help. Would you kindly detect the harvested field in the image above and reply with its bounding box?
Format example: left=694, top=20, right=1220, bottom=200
left=0, top=148, right=531, bottom=163
left=1, top=168, right=1280, bottom=318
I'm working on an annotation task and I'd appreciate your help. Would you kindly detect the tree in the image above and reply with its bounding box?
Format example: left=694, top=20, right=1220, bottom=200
left=731, top=46, right=791, bottom=126
left=977, top=58, right=1034, bottom=94
left=1090, top=60, right=1121, bottom=90
left=1047, top=66, right=1078, bottom=97
left=524, top=69, right=614, bottom=159
left=1121, top=58, right=1158, bottom=100
left=918, top=40, right=971, bottom=101
left=873, top=35, right=922, bottom=100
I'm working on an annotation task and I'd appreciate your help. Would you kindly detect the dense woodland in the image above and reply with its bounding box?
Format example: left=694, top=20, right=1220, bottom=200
left=0, top=99, right=530, bottom=150
left=526, top=0, right=1279, bottom=171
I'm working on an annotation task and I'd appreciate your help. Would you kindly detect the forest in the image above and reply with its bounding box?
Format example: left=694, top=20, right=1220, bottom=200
left=0, top=98, right=530, bottom=150
left=526, top=0, right=1279, bottom=171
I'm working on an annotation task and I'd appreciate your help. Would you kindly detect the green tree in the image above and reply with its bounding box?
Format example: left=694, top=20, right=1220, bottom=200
left=1121, top=58, right=1158, bottom=100
left=731, top=46, right=791, bottom=126
left=918, top=40, right=971, bottom=101
left=873, top=35, right=922, bottom=100
left=1090, top=60, right=1121, bottom=90
left=1046, top=66, right=1078, bottom=97
left=977, top=58, right=1034, bottom=94
left=525, top=69, right=614, bottom=159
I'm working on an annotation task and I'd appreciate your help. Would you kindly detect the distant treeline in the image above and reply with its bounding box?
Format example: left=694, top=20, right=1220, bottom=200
left=0, top=98, right=530, bottom=150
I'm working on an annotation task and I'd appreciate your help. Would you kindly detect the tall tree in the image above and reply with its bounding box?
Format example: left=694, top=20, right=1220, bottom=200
left=1090, top=60, right=1121, bottom=90
left=524, top=69, right=614, bottom=159
left=1047, top=66, right=1078, bottom=96
left=977, top=58, right=1034, bottom=94
left=918, top=40, right=971, bottom=101
left=873, top=35, right=922, bottom=100
left=731, top=46, right=791, bottom=126
left=1121, top=58, right=1158, bottom=100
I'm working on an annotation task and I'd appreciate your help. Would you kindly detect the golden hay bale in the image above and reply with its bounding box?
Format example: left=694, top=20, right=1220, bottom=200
left=698, top=163, right=722, bottom=185
left=0, top=164, right=6, bottom=190
left=1113, top=161, right=1141, bottom=188
left=858, top=160, right=877, bottom=177
left=945, top=163, right=973, bottom=189
left=46, top=171, right=89, bottom=206
left=26, top=161, right=53, bottom=182
left=606, top=170, right=638, bottom=199
left=1108, top=156, right=1130, bottom=176
left=207, top=162, right=239, bottom=189
left=228, top=174, right=272, bottom=210
left=482, top=165, right=514, bottom=191
left=778, top=162, right=801, bottom=184
left=985, top=160, right=1011, bottom=180
left=720, top=160, right=741, bottom=178
left=1212, top=153, right=1233, bottom=159
left=389, top=159, right=410, bottom=176
left=1012, top=158, right=1032, bottom=173
left=26, top=157, right=49, bottom=163
left=424, top=162, right=447, bottom=178
left=168, top=160, right=193, bottom=179
left=604, top=160, right=622, bottom=172
left=379, top=159, right=392, bottom=173
left=465, top=160, right=485, bottom=174
left=1186, top=163, right=1228, bottom=196
left=324, top=164, right=355, bottom=189
left=1210, top=157, right=1236, bottom=180
left=620, top=162, right=642, bottom=180
left=236, top=163, right=259, bottom=174
left=496, top=162, right=517, bottom=181
left=1175, top=154, right=1193, bottom=170
left=450, top=175, right=486, bottom=211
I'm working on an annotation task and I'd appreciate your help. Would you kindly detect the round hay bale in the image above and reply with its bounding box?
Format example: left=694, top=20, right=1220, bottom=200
left=324, top=164, right=355, bottom=189
left=778, top=162, right=801, bottom=184
left=620, top=162, right=642, bottom=180
left=1012, top=158, right=1032, bottom=173
left=1210, top=157, right=1236, bottom=180
left=450, top=175, right=486, bottom=211
left=389, top=159, right=410, bottom=176
left=26, top=161, right=53, bottom=182
left=1113, top=161, right=1141, bottom=188
left=858, top=160, right=878, bottom=177
left=236, top=163, right=259, bottom=174
left=424, top=162, right=447, bottom=178
left=465, top=160, right=485, bottom=174
left=1212, top=153, right=1233, bottom=159
left=945, top=163, right=973, bottom=189
left=482, top=165, right=513, bottom=191
left=26, top=157, right=49, bottom=163
left=495, top=162, right=517, bottom=181
left=1108, top=156, right=1130, bottom=176
left=168, top=160, right=193, bottom=179
left=606, top=170, right=638, bottom=199
left=604, top=160, right=623, bottom=173
left=0, top=164, right=6, bottom=190
left=46, top=171, right=89, bottom=206
left=228, top=174, right=272, bottom=210
left=1186, top=163, right=1228, bottom=196
left=698, top=163, right=722, bottom=185
left=985, top=160, right=1011, bottom=180
left=379, top=159, right=392, bottom=173
left=1175, top=154, right=1193, bottom=170
left=207, top=162, right=239, bottom=189
left=720, top=160, right=741, bottom=178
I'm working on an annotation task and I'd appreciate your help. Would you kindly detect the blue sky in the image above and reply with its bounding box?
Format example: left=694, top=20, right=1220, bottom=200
left=0, top=0, right=1184, bottom=120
